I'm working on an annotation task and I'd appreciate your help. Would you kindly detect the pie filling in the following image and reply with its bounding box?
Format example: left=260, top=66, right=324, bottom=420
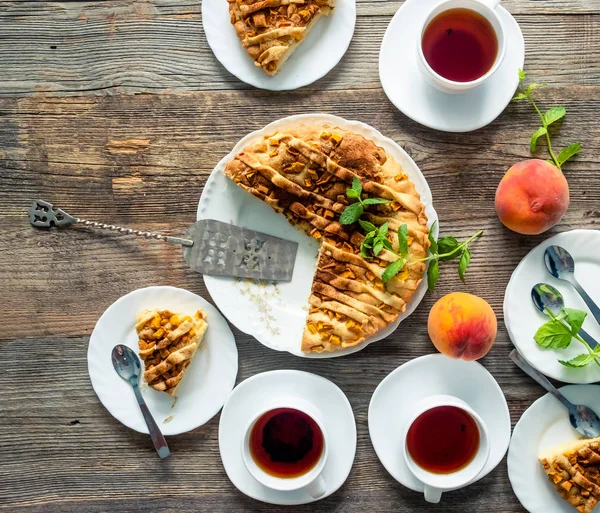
left=224, top=125, right=429, bottom=352
left=227, top=0, right=335, bottom=76
left=136, top=309, right=208, bottom=395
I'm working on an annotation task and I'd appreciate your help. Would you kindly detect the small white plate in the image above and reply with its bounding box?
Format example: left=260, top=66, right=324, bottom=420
left=198, top=113, right=438, bottom=358
left=218, top=370, right=356, bottom=505
left=379, top=0, right=525, bottom=132
left=508, top=385, right=600, bottom=513
left=504, top=230, right=600, bottom=384
left=202, top=0, right=356, bottom=91
left=368, top=354, right=511, bottom=494
left=88, top=286, right=238, bottom=436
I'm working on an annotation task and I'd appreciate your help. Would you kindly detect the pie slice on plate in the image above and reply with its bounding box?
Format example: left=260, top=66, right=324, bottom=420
left=224, top=124, right=429, bottom=353
left=540, top=437, right=600, bottom=512
left=136, top=309, right=208, bottom=395
left=227, top=0, right=335, bottom=76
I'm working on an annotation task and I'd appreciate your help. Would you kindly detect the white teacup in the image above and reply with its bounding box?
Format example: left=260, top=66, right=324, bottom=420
left=417, top=0, right=507, bottom=94
left=241, top=398, right=328, bottom=498
left=402, top=394, right=490, bottom=503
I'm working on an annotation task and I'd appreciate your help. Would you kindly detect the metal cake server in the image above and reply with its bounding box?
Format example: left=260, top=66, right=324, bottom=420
left=510, top=349, right=600, bottom=438
left=28, top=199, right=298, bottom=281
left=111, top=344, right=171, bottom=459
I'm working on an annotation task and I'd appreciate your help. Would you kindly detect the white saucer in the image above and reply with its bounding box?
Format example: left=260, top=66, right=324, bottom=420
left=198, top=113, right=438, bottom=359
left=504, top=230, right=600, bottom=384
left=368, top=354, right=511, bottom=493
left=88, top=286, right=238, bottom=436
left=202, top=0, right=356, bottom=91
left=379, top=0, right=525, bottom=132
left=218, top=370, right=356, bottom=505
left=508, top=385, right=600, bottom=513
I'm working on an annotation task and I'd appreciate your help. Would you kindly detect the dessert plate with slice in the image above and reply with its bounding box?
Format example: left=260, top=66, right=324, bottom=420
left=218, top=369, right=356, bottom=505
left=504, top=230, right=600, bottom=384
left=198, top=113, right=438, bottom=358
left=369, top=354, right=511, bottom=493
left=202, top=0, right=356, bottom=90
left=508, top=385, right=600, bottom=513
left=88, top=286, right=238, bottom=436
left=379, top=0, right=524, bottom=132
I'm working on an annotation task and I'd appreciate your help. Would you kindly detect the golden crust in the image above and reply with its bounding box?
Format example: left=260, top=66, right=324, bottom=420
left=227, top=0, right=334, bottom=76
left=136, top=309, right=208, bottom=395
left=540, top=437, right=600, bottom=513
left=224, top=124, right=429, bottom=353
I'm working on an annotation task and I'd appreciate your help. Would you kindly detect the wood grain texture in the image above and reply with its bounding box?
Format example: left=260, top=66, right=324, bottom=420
left=1, top=0, right=600, bottom=511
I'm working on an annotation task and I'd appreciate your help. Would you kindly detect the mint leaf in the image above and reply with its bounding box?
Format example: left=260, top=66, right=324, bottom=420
left=360, top=243, right=371, bottom=259
left=543, top=106, right=566, bottom=127
left=382, top=258, right=405, bottom=283
left=359, top=219, right=377, bottom=233
left=346, top=188, right=360, bottom=199
left=377, top=222, right=389, bottom=238
left=513, top=93, right=528, bottom=101
left=340, top=202, right=364, bottom=225
left=563, top=308, right=587, bottom=335
left=381, top=238, right=394, bottom=252
left=437, top=236, right=459, bottom=258
left=428, top=221, right=438, bottom=254
left=527, top=83, right=546, bottom=96
left=373, top=241, right=384, bottom=255
left=534, top=320, right=573, bottom=349
left=398, top=224, right=409, bottom=257
left=351, top=176, right=362, bottom=195
left=458, top=247, right=471, bottom=282
left=530, top=126, right=547, bottom=152
left=427, top=260, right=439, bottom=291
left=559, top=353, right=594, bottom=368
left=558, top=142, right=582, bottom=166
left=362, top=198, right=392, bottom=206
left=518, top=68, right=526, bottom=81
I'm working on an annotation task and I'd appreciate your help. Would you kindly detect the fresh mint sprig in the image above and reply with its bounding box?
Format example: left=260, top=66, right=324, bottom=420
left=512, top=69, right=582, bottom=170
left=534, top=307, right=600, bottom=368
left=340, top=177, right=391, bottom=225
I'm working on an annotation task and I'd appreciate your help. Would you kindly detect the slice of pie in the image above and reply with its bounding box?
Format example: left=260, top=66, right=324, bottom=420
left=136, top=309, right=208, bottom=395
left=224, top=124, right=429, bottom=353
left=227, top=0, right=335, bottom=76
left=540, top=437, right=600, bottom=513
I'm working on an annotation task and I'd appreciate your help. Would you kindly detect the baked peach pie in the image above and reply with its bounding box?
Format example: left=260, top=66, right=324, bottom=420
left=540, top=437, right=600, bottom=513
left=227, top=0, right=335, bottom=76
left=225, top=125, right=429, bottom=353
left=136, top=309, right=207, bottom=395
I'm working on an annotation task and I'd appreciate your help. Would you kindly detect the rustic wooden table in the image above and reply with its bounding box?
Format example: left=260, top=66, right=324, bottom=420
left=1, top=0, right=599, bottom=511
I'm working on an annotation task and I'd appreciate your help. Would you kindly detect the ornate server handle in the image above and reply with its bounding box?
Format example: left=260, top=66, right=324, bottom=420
left=28, top=199, right=193, bottom=247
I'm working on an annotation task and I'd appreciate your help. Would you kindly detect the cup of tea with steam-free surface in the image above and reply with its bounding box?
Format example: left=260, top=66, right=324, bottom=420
left=417, top=0, right=506, bottom=94
left=241, top=398, right=328, bottom=498
left=402, top=394, right=490, bottom=503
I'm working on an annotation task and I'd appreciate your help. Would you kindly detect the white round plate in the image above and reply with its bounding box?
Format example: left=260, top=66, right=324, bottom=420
left=379, top=0, right=525, bottom=132
left=202, top=0, right=356, bottom=91
left=198, top=113, right=438, bottom=358
left=508, top=385, right=600, bottom=513
left=218, top=370, right=356, bottom=505
left=88, top=286, right=238, bottom=436
left=504, top=230, right=600, bottom=384
left=368, top=354, right=511, bottom=493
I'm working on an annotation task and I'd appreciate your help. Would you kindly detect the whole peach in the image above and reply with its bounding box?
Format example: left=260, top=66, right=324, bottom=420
left=428, top=292, right=497, bottom=361
left=495, top=159, right=569, bottom=235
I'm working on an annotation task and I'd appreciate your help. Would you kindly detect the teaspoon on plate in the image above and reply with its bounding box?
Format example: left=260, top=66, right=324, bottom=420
left=111, top=345, right=171, bottom=459
left=531, top=283, right=598, bottom=348
left=509, top=349, right=600, bottom=438
left=544, top=245, right=600, bottom=326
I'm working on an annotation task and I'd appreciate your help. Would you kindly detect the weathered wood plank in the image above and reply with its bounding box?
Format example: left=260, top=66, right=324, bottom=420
left=0, top=2, right=598, bottom=96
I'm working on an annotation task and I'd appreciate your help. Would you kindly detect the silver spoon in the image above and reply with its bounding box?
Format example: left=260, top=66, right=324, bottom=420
left=111, top=345, right=171, bottom=459
left=544, top=245, right=600, bottom=325
left=510, top=349, right=600, bottom=438
left=531, top=283, right=598, bottom=348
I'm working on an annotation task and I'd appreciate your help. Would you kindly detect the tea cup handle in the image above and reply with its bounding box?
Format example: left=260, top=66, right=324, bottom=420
left=306, top=474, right=327, bottom=499
left=480, top=0, right=501, bottom=9
left=424, top=485, right=442, bottom=504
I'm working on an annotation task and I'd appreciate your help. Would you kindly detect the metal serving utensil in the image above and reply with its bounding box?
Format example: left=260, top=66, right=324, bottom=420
left=544, top=245, right=600, bottom=326
left=28, top=199, right=298, bottom=281
left=111, top=345, right=171, bottom=459
left=531, top=283, right=598, bottom=348
left=510, top=349, right=600, bottom=438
